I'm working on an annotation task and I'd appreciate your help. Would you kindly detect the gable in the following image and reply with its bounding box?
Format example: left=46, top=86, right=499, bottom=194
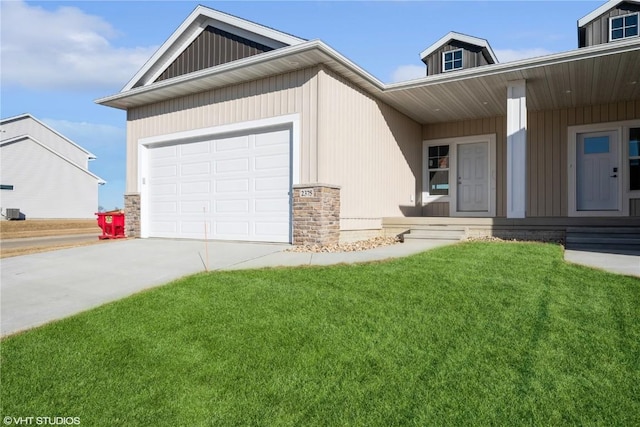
left=122, top=6, right=305, bottom=92
left=579, top=0, right=640, bottom=47
left=420, top=33, right=497, bottom=76
left=151, top=25, right=274, bottom=85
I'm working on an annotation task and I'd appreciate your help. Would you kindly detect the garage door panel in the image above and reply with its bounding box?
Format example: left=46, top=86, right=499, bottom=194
left=180, top=161, right=210, bottom=176
left=216, top=178, right=249, bottom=193
left=180, top=141, right=209, bottom=156
left=254, top=199, right=289, bottom=213
left=216, top=158, right=249, bottom=174
left=215, top=136, right=249, bottom=152
left=215, top=199, right=249, bottom=213
left=180, top=181, right=210, bottom=195
left=181, top=201, right=210, bottom=213
left=148, top=127, right=291, bottom=242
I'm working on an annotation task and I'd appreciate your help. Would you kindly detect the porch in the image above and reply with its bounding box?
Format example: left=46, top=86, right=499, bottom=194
left=382, top=216, right=640, bottom=253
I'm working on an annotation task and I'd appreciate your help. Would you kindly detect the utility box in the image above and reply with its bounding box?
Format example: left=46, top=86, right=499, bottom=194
left=6, top=209, right=21, bottom=220
left=95, top=211, right=126, bottom=239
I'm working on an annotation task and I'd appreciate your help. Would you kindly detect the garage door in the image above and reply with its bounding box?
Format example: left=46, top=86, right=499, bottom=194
left=147, top=128, right=291, bottom=242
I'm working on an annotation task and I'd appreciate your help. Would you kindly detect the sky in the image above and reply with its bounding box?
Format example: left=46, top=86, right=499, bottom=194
left=0, top=0, right=602, bottom=210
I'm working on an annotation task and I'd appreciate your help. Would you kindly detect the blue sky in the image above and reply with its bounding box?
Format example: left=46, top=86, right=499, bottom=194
left=1, top=0, right=601, bottom=210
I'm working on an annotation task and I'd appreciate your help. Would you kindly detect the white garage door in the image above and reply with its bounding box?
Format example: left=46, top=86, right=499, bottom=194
left=147, top=128, right=291, bottom=242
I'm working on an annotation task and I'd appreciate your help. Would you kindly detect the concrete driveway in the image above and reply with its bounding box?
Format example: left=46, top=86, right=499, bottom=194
left=0, top=238, right=450, bottom=337
left=0, top=239, right=288, bottom=336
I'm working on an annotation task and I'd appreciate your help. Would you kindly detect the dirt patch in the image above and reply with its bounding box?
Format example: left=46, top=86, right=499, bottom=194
left=1, top=238, right=119, bottom=259
left=0, top=219, right=99, bottom=239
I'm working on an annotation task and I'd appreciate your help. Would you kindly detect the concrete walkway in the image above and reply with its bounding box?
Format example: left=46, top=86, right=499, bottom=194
left=1, top=238, right=638, bottom=337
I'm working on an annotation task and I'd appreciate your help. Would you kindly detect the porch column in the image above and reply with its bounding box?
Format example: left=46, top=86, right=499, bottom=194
left=506, top=80, right=527, bottom=218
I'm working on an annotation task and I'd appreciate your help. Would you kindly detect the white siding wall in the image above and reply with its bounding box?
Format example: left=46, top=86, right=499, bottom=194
left=1, top=117, right=90, bottom=168
left=126, top=67, right=319, bottom=193
left=317, top=67, right=422, bottom=230
left=0, top=139, right=99, bottom=218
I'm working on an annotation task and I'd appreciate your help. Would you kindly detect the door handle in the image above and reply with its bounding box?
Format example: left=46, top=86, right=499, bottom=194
left=610, top=174, right=617, bottom=178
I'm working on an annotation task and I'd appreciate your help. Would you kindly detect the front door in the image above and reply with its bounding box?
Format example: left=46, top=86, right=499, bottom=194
left=457, top=142, right=488, bottom=212
left=576, top=131, right=618, bottom=211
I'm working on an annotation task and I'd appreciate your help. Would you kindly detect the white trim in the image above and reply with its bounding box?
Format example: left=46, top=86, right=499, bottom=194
left=420, top=31, right=498, bottom=63
left=138, top=114, right=300, bottom=239
left=567, top=119, right=640, bottom=217
left=506, top=80, right=527, bottom=218
left=442, top=48, right=464, bottom=72
left=578, top=0, right=640, bottom=27
left=609, top=12, right=640, bottom=42
left=422, top=134, right=496, bottom=218
left=122, top=5, right=305, bottom=92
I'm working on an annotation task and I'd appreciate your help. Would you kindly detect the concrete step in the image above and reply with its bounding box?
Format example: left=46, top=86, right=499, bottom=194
left=404, top=228, right=465, bottom=241
left=566, top=236, right=640, bottom=245
left=565, top=243, right=640, bottom=255
left=566, top=227, right=640, bottom=234
left=565, top=227, right=640, bottom=252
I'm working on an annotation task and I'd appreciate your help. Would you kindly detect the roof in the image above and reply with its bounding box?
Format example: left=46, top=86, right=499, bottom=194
left=0, top=135, right=106, bottom=184
left=578, top=0, right=640, bottom=27
left=419, top=31, right=498, bottom=63
left=96, top=36, right=640, bottom=124
left=0, top=113, right=97, bottom=160
left=121, top=5, right=307, bottom=92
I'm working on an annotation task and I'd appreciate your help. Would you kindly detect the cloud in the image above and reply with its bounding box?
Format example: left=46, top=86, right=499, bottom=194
left=0, top=1, right=157, bottom=91
left=494, top=48, right=553, bottom=63
left=390, top=65, right=425, bottom=83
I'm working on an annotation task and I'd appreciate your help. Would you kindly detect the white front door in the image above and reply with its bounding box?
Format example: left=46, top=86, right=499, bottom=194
left=457, top=142, right=489, bottom=212
left=576, top=131, right=618, bottom=211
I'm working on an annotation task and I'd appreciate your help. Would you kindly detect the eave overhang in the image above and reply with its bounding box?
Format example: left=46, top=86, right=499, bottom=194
left=97, top=38, right=640, bottom=125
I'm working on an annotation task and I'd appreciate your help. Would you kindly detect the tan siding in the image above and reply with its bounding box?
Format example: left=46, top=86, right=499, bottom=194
left=126, top=67, right=319, bottom=192
left=528, top=100, right=640, bottom=217
left=317, top=67, right=422, bottom=230
left=630, top=199, right=640, bottom=216
left=422, top=202, right=449, bottom=217
left=422, top=116, right=507, bottom=216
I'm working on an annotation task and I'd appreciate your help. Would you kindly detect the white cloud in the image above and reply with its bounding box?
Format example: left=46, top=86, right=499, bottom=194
left=0, top=1, right=157, bottom=91
left=494, top=48, right=553, bottom=63
left=390, top=64, right=425, bottom=83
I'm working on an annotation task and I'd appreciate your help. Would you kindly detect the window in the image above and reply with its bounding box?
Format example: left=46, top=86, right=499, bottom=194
left=0, top=185, right=13, bottom=190
left=610, top=12, right=639, bottom=41
left=630, top=127, right=640, bottom=191
left=443, top=49, right=463, bottom=71
left=427, top=145, right=449, bottom=195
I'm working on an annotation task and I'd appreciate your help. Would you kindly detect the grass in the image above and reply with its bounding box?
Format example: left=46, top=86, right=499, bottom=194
left=0, top=219, right=98, bottom=239
left=1, top=242, right=639, bottom=426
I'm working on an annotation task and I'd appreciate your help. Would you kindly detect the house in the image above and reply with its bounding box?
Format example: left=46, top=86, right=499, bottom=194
left=0, top=114, right=105, bottom=219
left=97, top=1, right=640, bottom=246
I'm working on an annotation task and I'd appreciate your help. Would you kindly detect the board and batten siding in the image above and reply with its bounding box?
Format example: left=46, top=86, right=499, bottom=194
left=423, top=116, right=507, bottom=217
left=154, top=26, right=273, bottom=84
left=126, top=67, right=319, bottom=193
left=579, top=2, right=640, bottom=47
left=316, top=67, right=422, bottom=231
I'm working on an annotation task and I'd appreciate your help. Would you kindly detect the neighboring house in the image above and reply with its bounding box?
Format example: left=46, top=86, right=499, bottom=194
left=0, top=114, right=105, bottom=219
left=97, top=0, right=640, bottom=245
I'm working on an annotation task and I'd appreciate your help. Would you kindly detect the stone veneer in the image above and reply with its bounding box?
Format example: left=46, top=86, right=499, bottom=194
left=124, top=193, right=141, bottom=238
left=292, top=184, right=340, bottom=246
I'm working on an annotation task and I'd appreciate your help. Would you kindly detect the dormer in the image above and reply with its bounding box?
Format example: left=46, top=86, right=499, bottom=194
left=420, top=32, right=498, bottom=77
left=122, top=5, right=306, bottom=91
left=578, top=0, right=640, bottom=47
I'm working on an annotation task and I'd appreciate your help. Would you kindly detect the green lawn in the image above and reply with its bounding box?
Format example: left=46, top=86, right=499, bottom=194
left=1, top=242, right=639, bottom=426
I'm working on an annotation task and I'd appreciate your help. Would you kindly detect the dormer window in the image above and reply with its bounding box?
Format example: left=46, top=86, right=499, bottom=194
left=443, top=49, right=463, bottom=72
left=610, top=12, right=638, bottom=41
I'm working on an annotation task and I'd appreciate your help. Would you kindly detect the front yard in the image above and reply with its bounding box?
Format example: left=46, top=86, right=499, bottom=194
left=1, top=242, right=638, bottom=425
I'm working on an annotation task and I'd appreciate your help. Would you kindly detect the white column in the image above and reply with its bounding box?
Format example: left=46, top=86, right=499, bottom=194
left=507, top=80, right=527, bottom=218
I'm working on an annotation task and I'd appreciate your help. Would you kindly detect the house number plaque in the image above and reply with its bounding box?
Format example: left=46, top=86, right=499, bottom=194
left=300, top=189, right=314, bottom=197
